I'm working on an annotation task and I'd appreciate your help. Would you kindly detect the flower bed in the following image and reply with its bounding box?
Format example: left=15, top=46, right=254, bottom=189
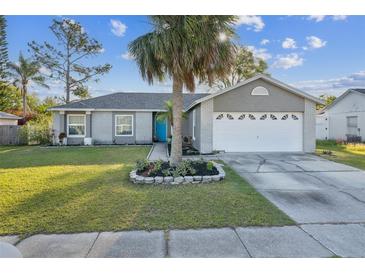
left=129, top=159, right=225, bottom=185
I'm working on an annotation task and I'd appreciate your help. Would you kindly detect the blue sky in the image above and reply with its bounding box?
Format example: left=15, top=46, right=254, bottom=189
left=6, top=15, right=365, bottom=99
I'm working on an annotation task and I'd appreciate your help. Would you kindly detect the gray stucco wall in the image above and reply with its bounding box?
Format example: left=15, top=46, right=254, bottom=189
left=303, top=99, right=316, bottom=152
left=135, top=112, right=153, bottom=144
left=185, top=105, right=201, bottom=151
left=112, top=111, right=136, bottom=144
left=86, top=113, right=92, bottom=138
left=52, top=112, right=61, bottom=145
left=213, top=78, right=305, bottom=112
left=92, top=111, right=113, bottom=144
left=199, top=99, right=213, bottom=154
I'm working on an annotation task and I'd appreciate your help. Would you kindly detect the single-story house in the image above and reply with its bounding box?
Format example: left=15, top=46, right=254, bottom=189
left=0, top=111, right=21, bottom=125
left=49, top=74, right=322, bottom=153
left=316, top=88, right=365, bottom=141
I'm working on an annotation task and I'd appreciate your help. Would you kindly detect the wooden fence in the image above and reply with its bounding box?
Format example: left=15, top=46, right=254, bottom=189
left=0, top=125, right=23, bottom=145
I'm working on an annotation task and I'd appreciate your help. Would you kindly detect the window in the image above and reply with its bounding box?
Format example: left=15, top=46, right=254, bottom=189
left=192, top=110, right=196, bottom=140
left=270, top=114, right=278, bottom=120
left=291, top=114, right=299, bottom=120
left=347, top=116, right=358, bottom=135
left=260, top=114, right=267, bottom=120
left=249, top=114, right=256, bottom=120
left=226, top=113, right=234, bottom=120
left=281, top=114, right=288, bottom=120
left=115, top=115, right=133, bottom=136
left=238, top=114, right=245, bottom=120
left=216, top=113, right=224, bottom=120
left=251, top=86, right=269, bottom=96
left=67, top=114, right=86, bottom=137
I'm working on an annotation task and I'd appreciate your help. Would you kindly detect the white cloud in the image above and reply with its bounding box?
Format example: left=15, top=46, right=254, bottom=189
left=260, top=39, right=270, bottom=45
left=307, top=15, right=348, bottom=23
left=273, top=53, right=303, bottom=69
left=98, top=48, right=105, bottom=53
left=333, top=15, right=347, bottom=21
left=247, top=46, right=272, bottom=61
left=282, top=37, right=297, bottom=49
left=307, top=15, right=326, bottom=22
left=306, top=36, right=327, bottom=49
left=110, top=19, right=127, bottom=37
left=121, top=51, right=134, bottom=60
left=293, top=71, right=365, bottom=96
left=236, top=16, right=265, bottom=32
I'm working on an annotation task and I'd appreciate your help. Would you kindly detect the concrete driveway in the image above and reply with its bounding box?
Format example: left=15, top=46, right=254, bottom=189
left=217, top=152, right=365, bottom=257
left=219, top=152, right=365, bottom=224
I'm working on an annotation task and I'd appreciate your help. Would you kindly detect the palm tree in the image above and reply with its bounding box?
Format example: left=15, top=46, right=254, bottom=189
left=156, top=99, right=188, bottom=136
left=129, top=16, right=237, bottom=165
left=8, top=53, right=49, bottom=118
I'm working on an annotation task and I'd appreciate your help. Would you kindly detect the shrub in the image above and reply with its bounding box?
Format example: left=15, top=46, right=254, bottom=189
left=206, top=161, right=214, bottom=171
left=174, top=160, right=196, bottom=176
left=162, top=168, right=173, bottom=177
left=135, top=159, right=150, bottom=172
left=19, top=118, right=52, bottom=145
left=149, top=159, right=164, bottom=176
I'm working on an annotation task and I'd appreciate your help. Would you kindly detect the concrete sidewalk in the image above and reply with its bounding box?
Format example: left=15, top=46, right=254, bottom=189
left=148, top=143, right=168, bottom=161
left=2, top=223, right=365, bottom=257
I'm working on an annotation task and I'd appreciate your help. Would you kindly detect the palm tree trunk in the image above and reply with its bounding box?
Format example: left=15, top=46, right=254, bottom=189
left=22, top=86, right=27, bottom=118
left=170, top=75, right=183, bottom=166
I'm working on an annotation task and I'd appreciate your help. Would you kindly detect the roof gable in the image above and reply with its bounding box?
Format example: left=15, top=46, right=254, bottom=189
left=322, top=89, right=365, bottom=112
left=186, top=74, right=323, bottom=111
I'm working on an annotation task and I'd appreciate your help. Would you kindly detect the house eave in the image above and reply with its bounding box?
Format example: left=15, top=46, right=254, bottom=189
left=48, top=108, right=167, bottom=112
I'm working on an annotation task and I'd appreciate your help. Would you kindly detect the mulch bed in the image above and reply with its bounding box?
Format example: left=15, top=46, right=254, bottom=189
left=137, top=161, right=219, bottom=177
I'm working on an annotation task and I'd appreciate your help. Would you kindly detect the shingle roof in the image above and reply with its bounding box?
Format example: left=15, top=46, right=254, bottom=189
left=50, top=92, right=210, bottom=111
left=0, top=111, right=21, bottom=120
left=351, top=88, right=365, bottom=94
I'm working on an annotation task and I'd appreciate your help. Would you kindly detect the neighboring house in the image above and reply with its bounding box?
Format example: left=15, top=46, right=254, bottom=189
left=49, top=74, right=322, bottom=153
left=0, top=111, right=21, bottom=125
left=316, top=89, right=365, bottom=141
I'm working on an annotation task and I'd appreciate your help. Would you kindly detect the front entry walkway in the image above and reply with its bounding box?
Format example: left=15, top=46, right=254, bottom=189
left=148, top=142, right=168, bottom=161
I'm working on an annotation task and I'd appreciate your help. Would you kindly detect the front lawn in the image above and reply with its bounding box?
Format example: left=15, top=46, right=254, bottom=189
left=316, top=140, right=365, bottom=170
left=0, top=146, right=293, bottom=236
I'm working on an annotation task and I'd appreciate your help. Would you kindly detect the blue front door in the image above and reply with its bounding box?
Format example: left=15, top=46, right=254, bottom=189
left=155, top=118, right=167, bottom=142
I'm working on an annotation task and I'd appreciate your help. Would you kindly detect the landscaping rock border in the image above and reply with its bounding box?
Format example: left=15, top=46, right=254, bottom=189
left=129, top=161, right=225, bottom=185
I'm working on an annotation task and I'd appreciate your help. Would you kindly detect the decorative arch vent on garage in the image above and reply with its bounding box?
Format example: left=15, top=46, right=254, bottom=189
left=214, top=113, right=301, bottom=120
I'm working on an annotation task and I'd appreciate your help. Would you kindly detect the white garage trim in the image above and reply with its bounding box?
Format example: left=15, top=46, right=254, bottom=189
left=213, top=112, right=303, bottom=152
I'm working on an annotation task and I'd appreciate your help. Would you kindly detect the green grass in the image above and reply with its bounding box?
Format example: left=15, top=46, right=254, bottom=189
left=316, top=140, right=365, bottom=170
left=0, top=146, right=293, bottom=236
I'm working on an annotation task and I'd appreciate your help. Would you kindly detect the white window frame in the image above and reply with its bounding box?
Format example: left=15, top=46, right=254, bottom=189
left=115, top=114, right=134, bottom=137
left=192, top=109, right=196, bottom=141
left=347, top=116, right=358, bottom=135
left=67, top=114, right=86, bottom=138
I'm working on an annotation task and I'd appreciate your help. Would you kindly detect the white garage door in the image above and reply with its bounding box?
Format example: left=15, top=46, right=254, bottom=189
left=213, top=112, right=303, bottom=152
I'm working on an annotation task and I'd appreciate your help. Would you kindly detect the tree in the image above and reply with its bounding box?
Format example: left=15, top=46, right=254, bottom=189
left=29, top=18, right=112, bottom=103
left=129, top=16, right=237, bottom=165
left=0, top=15, right=8, bottom=80
left=213, top=46, right=268, bottom=89
left=8, top=53, right=49, bottom=117
left=156, top=99, right=188, bottom=136
left=317, top=94, right=336, bottom=110
left=0, top=82, right=22, bottom=112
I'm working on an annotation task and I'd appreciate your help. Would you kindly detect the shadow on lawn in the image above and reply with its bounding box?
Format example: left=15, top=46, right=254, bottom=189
left=0, top=167, right=153, bottom=235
